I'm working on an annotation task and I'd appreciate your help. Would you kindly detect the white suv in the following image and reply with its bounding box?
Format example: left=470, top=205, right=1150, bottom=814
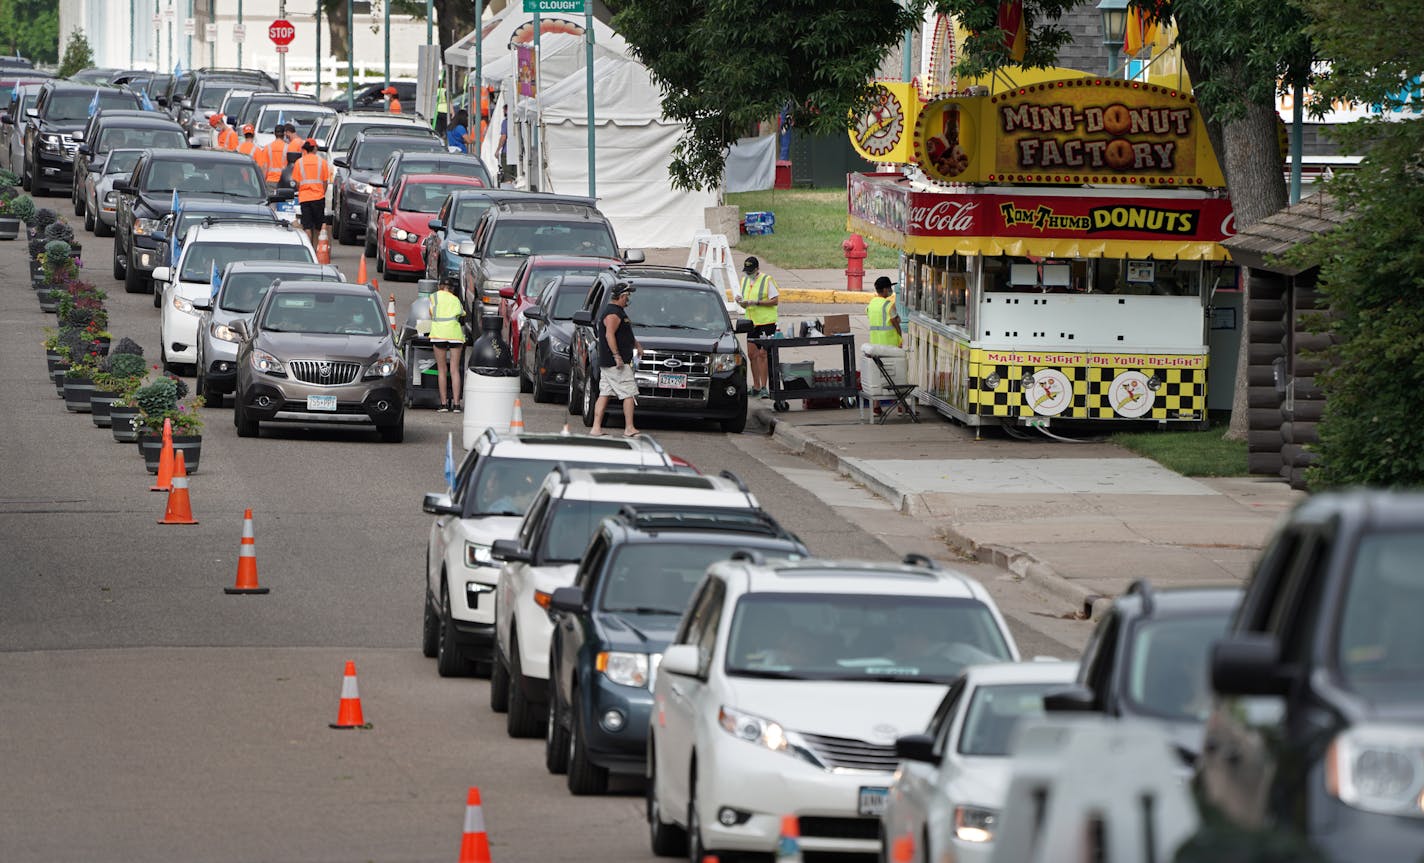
left=150, top=220, right=315, bottom=373
left=646, top=553, right=1021, bottom=861
left=420, top=429, right=676, bottom=677
left=490, top=468, right=760, bottom=739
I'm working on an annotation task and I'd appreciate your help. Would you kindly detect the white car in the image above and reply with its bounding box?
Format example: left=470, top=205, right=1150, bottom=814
left=647, top=554, right=1021, bottom=861
left=490, top=467, right=760, bottom=739
left=251, top=102, right=337, bottom=149
left=151, top=221, right=315, bottom=372
left=881, top=661, right=1078, bottom=863
left=420, top=429, right=677, bottom=678
left=84, top=147, right=144, bottom=238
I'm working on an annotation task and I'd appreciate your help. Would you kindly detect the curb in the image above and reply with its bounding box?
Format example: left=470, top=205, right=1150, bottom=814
left=754, top=408, right=1109, bottom=619
left=779, top=288, right=873, bottom=304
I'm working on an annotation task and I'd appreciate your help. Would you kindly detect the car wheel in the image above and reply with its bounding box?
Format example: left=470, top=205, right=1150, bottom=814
left=234, top=396, right=258, bottom=437
left=519, top=361, right=533, bottom=394
left=687, top=766, right=707, bottom=863
left=421, top=582, right=439, bottom=659
left=83, top=205, right=94, bottom=233
left=647, top=745, right=687, bottom=857
left=20, top=159, right=30, bottom=190
left=567, top=689, right=609, bottom=795
left=125, top=259, right=148, bottom=295
left=378, top=417, right=404, bottom=443
left=489, top=650, right=510, bottom=713
left=200, top=370, right=223, bottom=409
left=567, top=370, right=582, bottom=416
left=336, top=204, right=358, bottom=245
left=545, top=685, right=570, bottom=775
left=531, top=361, right=552, bottom=404
left=436, top=582, right=470, bottom=677
left=153, top=284, right=162, bottom=308
left=506, top=636, right=543, bottom=738
left=94, top=212, right=113, bottom=238
left=363, top=226, right=377, bottom=259
left=720, top=398, right=748, bottom=434
left=581, top=370, right=597, bottom=428
left=72, top=186, right=82, bottom=216
left=113, top=243, right=127, bottom=282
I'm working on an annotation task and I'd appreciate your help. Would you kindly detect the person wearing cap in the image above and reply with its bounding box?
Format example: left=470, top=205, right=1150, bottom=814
left=282, top=123, right=304, bottom=155
left=207, top=113, right=226, bottom=149
left=738, top=256, right=779, bottom=398
left=590, top=281, right=642, bottom=437
left=383, top=86, right=403, bottom=114
left=868, top=276, right=902, bottom=347
left=214, top=115, right=240, bottom=151
left=291, top=137, right=333, bottom=247
left=263, top=123, right=290, bottom=185
left=235, top=123, right=270, bottom=176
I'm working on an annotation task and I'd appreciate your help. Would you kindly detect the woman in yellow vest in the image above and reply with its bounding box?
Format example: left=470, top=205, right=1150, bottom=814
left=867, top=276, right=902, bottom=347
left=427, top=281, right=465, bottom=412
left=738, top=256, right=779, bottom=397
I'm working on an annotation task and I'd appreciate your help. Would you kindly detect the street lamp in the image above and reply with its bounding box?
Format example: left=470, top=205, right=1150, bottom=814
left=1097, top=0, right=1128, bottom=77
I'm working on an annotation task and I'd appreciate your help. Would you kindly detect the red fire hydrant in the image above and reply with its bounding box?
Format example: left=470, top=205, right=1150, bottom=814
left=843, top=234, right=867, bottom=291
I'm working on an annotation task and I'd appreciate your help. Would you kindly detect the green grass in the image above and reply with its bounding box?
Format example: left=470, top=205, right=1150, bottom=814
left=1112, top=419, right=1249, bottom=477
left=727, top=188, right=900, bottom=270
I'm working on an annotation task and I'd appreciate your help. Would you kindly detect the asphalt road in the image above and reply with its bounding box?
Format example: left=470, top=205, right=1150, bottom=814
left=0, top=216, right=1077, bottom=862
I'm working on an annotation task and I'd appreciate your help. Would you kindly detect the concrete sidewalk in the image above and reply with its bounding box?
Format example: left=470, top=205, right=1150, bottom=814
left=750, top=396, right=1303, bottom=619
left=643, top=246, right=895, bottom=303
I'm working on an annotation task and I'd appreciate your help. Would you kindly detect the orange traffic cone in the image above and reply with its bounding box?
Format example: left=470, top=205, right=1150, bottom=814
left=329, top=661, right=366, bottom=729
left=775, top=815, right=803, bottom=862
left=157, top=450, right=198, bottom=524
left=890, top=834, right=915, bottom=863
left=356, top=254, right=368, bottom=286
left=457, top=787, right=493, bottom=863
left=509, top=397, right=524, bottom=433
left=316, top=223, right=332, bottom=264
left=150, top=417, right=175, bottom=492
left=387, top=293, right=397, bottom=331
left=225, top=508, right=269, bottom=594
left=370, top=277, right=379, bottom=293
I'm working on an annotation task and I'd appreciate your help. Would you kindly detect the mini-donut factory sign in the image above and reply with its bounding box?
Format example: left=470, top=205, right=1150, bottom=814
left=911, top=78, right=1226, bottom=188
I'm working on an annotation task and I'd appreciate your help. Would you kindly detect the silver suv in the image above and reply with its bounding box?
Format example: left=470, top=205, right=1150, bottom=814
left=232, top=280, right=406, bottom=442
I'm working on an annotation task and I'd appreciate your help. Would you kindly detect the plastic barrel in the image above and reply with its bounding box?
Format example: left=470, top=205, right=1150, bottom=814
left=462, top=369, right=521, bottom=450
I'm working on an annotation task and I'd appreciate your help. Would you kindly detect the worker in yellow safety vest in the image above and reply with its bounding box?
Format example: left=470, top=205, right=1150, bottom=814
left=290, top=138, right=332, bottom=248
left=867, top=276, right=902, bottom=347
left=737, top=255, right=779, bottom=398
left=235, top=124, right=270, bottom=176
left=427, top=281, right=466, bottom=412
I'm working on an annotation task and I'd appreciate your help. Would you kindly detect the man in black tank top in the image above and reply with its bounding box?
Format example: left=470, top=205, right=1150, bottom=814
left=591, top=281, right=642, bottom=436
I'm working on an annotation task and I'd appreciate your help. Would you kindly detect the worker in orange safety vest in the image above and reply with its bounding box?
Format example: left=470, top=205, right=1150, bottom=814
left=262, top=123, right=296, bottom=185
left=290, top=137, right=332, bottom=248
left=235, top=124, right=270, bottom=176
left=383, top=86, right=402, bottom=114
left=215, top=116, right=240, bottom=151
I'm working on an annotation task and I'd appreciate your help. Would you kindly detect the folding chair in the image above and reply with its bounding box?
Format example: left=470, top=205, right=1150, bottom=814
left=865, top=353, right=919, bottom=424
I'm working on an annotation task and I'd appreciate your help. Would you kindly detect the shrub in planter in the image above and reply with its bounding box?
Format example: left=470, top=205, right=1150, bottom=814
left=44, top=220, right=75, bottom=244
left=105, top=337, right=145, bottom=360
left=31, top=207, right=57, bottom=235
left=102, top=350, right=148, bottom=378
left=9, top=194, right=35, bottom=225
left=0, top=169, right=19, bottom=188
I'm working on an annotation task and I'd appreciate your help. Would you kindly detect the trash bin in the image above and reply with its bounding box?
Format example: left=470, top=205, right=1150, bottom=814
left=462, top=314, right=520, bottom=450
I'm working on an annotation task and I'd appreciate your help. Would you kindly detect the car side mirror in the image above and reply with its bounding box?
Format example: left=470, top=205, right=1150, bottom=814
left=427, top=218, right=443, bottom=231
left=375, top=202, right=392, bottom=213
left=1211, top=635, right=1292, bottom=697
left=549, top=586, right=585, bottom=614
left=457, top=240, right=476, bottom=257
left=230, top=320, right=249, bottom=340
left=113, top=179, right=133, bottom=193
left=734, top=318, right=753, bottom=334
left=490, top=539, right=530, bottom=563
left=894, top=734, right=941, bottom=765
left=622, top=248, right=646, bottom=264
left=72, top=131, right=85, bottom=142
left=150, top=266, right=170, bottom=283
left=0, top=114, right=12, bottom=125
left=77, top=144, right=92, bottom=156
left=660, top=644, right=701, bottom=678
left=498, top=286, right=515, bottom=300
left=422, top=492, right=461, bottom=516
left=268, top=188, right=295, bottom=203
left=188, top=135, right=203, bottom=148
left=192, top=297, right=212, bottom=312
left=523, top=307, right=545, bottom=322
left=332, top=157, right=349, bottom=169
left=25, top=107, right=37, bottom=118
left=1042, top=685, right=1098, bottom=713
left=571, top=309, right=593, bottom=327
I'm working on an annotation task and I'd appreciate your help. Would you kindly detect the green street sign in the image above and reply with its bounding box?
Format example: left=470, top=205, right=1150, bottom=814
left=524, top=0, right=585, bottom=11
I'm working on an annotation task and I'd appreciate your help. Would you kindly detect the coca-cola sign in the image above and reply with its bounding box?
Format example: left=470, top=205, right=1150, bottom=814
left=910, top=200, right=980, bottom=234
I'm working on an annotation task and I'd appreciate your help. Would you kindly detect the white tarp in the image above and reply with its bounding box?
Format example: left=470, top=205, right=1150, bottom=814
left=725, top=133, right=776, bottom=193
left=516, top=55, right=719, bottom=249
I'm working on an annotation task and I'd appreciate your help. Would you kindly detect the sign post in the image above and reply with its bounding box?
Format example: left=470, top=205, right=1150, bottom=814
left=269, top=18, right=295, bottom=90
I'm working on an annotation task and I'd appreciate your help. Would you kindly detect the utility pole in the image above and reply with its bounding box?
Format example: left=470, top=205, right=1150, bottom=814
left=278, top=0, right=288, bottom=91
left=384, top=0, right=391, bottom=88
left=585, top=4, right=594, bottom=199
left=186, top=0, right=193, bottom=70
left=316, top=2, right=322, bottom=98
left=346, top=0, right=354, bottom=112
left=427, top=0, right=433, bottom=45
left=237, top=0, right=244, bottom=68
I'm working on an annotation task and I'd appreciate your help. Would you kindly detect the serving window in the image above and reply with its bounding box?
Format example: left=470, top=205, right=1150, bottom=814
left=984, top=255, right=1203, bottom=297
left=905, top=253, right=970, bottom=328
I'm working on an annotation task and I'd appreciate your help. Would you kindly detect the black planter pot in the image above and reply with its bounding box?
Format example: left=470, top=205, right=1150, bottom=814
left=110, top=406, right=140, bottom=442
left=62, top=376, right=94, bottom=412
left=90, top=389, right=118, bottom=428
left=45, top=351, right=65, bottom=374
left=52, top=366, right=68, bottom=398
left=0, top=215, right=19, bottom=240
left=137, top=432, right=202, bottom=474
left=37, top=290, right=59, bottom=313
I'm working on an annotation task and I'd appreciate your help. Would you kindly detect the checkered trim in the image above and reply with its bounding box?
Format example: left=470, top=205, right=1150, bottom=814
left=968, top=362, right=1206, bottom=420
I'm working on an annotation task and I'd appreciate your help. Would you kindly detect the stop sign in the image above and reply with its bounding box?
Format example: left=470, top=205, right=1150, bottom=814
left=268, top=19, right=296, bottom=46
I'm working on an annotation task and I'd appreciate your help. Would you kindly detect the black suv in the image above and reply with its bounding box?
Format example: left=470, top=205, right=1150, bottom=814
left=169, top=68, right=277, bottom=126
left=324, top=80, right=417, bottom=113
left=331, top=131, right=444, bottom=244
left=1044, top=580, right=1240, bottom=764
left=72, top=112, right=186, bottom=217
left=113, top=149, right=286, bottom=294
left=569, top=266, right=753, bottom=433
left=1193, top=491, right=1424, bottom=861
left=545, top=505, right=807, bottom=794
left=23, top=81, right=140, bottom=194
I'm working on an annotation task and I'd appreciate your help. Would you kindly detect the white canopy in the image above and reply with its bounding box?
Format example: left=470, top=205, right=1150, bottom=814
left=445, top=10, right=627, bottom=70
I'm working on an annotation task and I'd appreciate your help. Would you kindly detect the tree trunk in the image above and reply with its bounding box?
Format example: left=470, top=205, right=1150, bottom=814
left=434, top=0, right=478, bottom=58
left=323, top=0, right=351, bottom=63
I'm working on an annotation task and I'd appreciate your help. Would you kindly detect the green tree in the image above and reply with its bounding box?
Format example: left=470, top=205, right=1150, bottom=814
left=56, top=27, right=93, bottom=78
left=0, top=0, right=59, bottom=65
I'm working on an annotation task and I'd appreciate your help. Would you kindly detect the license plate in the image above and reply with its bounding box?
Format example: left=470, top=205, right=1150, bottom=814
left=307, top=394, right=337, bottom=411
left=657, top=372, right=687, bottom=389
left=858, top=786, right=888, bottom=817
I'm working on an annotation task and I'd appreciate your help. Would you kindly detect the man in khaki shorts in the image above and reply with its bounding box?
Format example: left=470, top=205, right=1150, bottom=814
left=590, top=281, right=642, bottom=437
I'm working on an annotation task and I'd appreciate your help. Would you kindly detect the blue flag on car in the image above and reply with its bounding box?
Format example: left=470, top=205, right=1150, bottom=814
left=444, top=432, right=456, bottom=493
left=87, top=91, right=98, bottom=117
left=170, top=189, right=178, bottom=212
left=173, top=60, right=183, bottom=76
left=140, top=91, right=155, bottom=112
left=210, top=262, right=221, bottom=300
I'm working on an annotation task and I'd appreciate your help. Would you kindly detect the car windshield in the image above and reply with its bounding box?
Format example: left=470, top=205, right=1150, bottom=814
left=353, top=138, right=441, bottom=170
left=547, top=285, right=588, bottom=320
left=469, top=458, right=606, bottom=517
left=399, top=181, right=476, bottom=214
left=1338, top=531, right=1424, bottom=700
left=523, top=265, right=607, bottom=299
left=262, top=292, right=386, bottom=335
left=629, top=285, right=730, bottom=331
left=539, top=500, right=632, bottom=562
left=181, top=241, right=313, bottom=282
left=47, top=90, right=137, bottom=121
left=103, top=150, right=143, bottom=175
left=1123, top=614, right=1230, bottom=722
left=221, top=270, right=335, bottom=312
left=488, top=222, right=616, bottom=259
left=726, top=594, right=1013, bottom=682
left=333, top=122, right=430, bottom=151
left=393, top=158, right=489, bottom=187
left=452, top=200, right=491, bottom=232
left=602, top=542, right=785, bottom=616
left=197, top=84, right=235, bottom=109
left=224, top=95, right=250, bottom=118
left=95, top=126, right=186, bottom=154
left=956, top=683, right=1060, bottom=757
left=255, top=106, right=330, bottom=131
left=143, top=159, right=265, bottom=198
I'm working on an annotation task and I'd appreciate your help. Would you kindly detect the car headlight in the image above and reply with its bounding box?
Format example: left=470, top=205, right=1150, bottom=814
left=134, top=217, right=161, bottom=236
left=716, top=705, right=820, bottom=766
left=172, top=295, right=195, bottom=314
left=390, top=227, right=412, bottom=242
left=953, top=806, right=998, bottom=843
left=41, top=133, right=61, bottom=152
left=251, top=348, right=286, bottom=376
left=464, top=541, right=493, bottom=567
left=364, top=355, right=400, bottom=378
left=103, top=191, right=117, bottom=204
left=1326, top=725, right=1424, bottom=818
left=552, top=340, right=571, bottom=357
left=351, top=181, right=373, bottom=195
left=445, top=241, right=461, bottom=255
left=711, top=352, right=743, bottom=373
left=211, top=322, right=240, bottom=343
left=598, top=651, right=652, bottom=688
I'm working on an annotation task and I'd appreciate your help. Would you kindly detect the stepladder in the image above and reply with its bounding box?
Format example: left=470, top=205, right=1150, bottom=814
left=686, top=230, right=740, bottom=313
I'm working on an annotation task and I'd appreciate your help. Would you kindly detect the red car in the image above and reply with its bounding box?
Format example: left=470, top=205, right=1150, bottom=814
left=500, top=254, right=620, bottom=362
left=374, top=173, right=485, bottom=281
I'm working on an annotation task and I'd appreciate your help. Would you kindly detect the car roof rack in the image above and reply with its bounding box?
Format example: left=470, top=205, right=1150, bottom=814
left=730, top=549, right=767, bottom=566
left=616, top=505, right=786, bottom=536
left=901, top=552, right=939, bottom=570
left=1125, top=579, right=1155, bottom=615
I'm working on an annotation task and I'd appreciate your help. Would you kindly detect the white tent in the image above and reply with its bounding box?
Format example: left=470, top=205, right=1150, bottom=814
left=477, top=32, right=626, bottom=89
left=515, top=55, right=719, bottom=249
left=445, top=10, right=627, bottom=71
